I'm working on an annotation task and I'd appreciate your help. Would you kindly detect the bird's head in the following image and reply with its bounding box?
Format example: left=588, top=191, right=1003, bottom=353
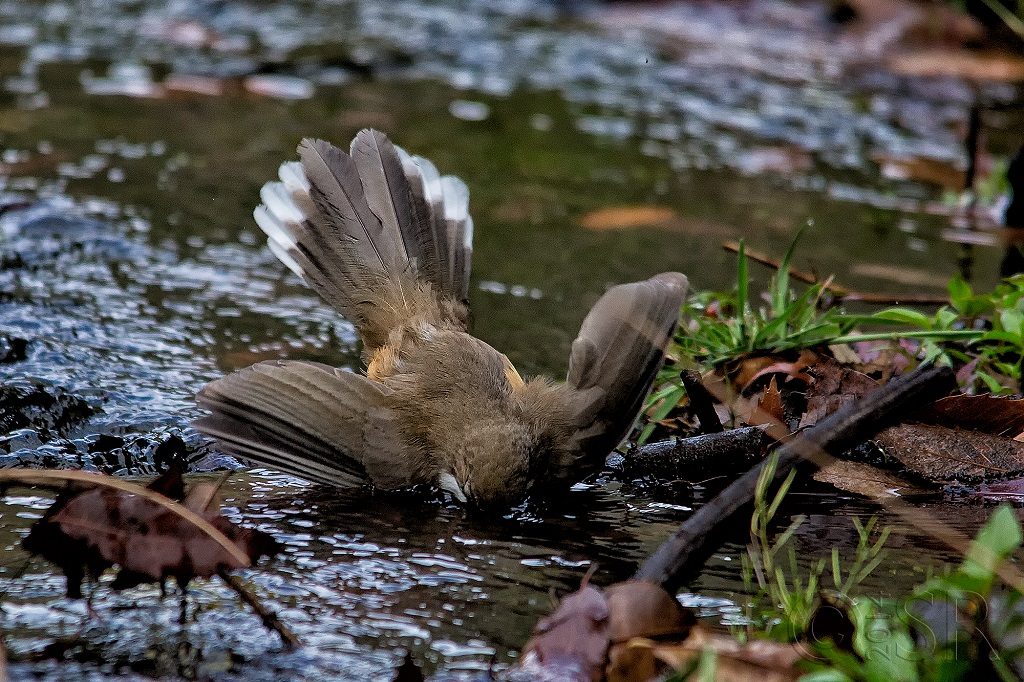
left=438, top=422, right=536, bottom=510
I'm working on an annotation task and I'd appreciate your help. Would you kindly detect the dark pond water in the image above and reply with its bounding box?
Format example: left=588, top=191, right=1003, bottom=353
left=0, top=0, right=1022, bottom=679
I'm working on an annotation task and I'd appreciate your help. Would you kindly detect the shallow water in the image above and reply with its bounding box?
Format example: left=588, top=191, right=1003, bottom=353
left=0, top=0, right=1021, bottom=678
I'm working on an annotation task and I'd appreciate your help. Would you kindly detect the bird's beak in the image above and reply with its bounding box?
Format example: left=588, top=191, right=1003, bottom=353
left=438, top=472, right=468, bottom=503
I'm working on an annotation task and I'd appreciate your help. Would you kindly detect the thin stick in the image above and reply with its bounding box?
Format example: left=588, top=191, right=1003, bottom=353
left=0, top=469, right=250, bottom=567
left=219, top=570, right=301, bottom=649
left=721, top=241, right=949, bottom=305
left=680, top=371, right=724, bottom=433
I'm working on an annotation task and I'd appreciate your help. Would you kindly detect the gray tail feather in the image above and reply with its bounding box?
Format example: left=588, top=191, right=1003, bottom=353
left=253, top=129, right=475, bottom=346
left=194, top=360, right=414, bottom=489
left=561, top=272, right=689, bottom=471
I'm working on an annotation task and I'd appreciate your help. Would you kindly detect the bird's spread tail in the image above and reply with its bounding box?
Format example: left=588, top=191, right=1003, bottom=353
left=253, top=129, right=474, bottom=352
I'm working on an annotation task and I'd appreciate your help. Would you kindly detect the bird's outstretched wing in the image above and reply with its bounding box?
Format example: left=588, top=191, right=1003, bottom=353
left=551, top=272, right=688, bottom=481
left=194, top=360, right=415, bottom=489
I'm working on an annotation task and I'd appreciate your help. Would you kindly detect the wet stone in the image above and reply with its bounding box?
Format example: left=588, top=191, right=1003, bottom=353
left=0, top=382, right=95, bottom=449
left=0, top=335, right=28, bottom=363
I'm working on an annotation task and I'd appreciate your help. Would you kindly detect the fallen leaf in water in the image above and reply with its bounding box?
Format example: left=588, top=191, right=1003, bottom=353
left=607, top=580, right=694, bottom=643
left=580, top=206, right=677, bottom=231
left=606, top=581, right=695, bottom=681
left=888, top=49, right=1024, bottom=82
left=875, top=423, right=1024, bottom=482
left=978, top=478, right=1024, bottom=501
left=22, top=464, right=279, bottom=597
left=163, top=73, right=226, bottom=97
left=915, top=395, right=1024, bottom=439
left=814, top=459, right=926, bottom=499
left=871, top=153, right=965, bottom=189
left=521, top=584, right=610, bottom=682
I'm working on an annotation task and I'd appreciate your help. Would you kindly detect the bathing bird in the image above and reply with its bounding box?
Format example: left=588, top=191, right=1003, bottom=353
left=193, top=129, right=687, bottom=508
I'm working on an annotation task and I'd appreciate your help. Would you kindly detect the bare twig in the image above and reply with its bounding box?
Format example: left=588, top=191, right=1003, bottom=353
left=680, top=371, right=723, bottom=433
left=721, top=241, right=949, bottom=305
left=218, top=571, right=301, bottom=649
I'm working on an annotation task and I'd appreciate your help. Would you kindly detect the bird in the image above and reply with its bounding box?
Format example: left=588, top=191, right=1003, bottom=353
left=193, top=129, right=688, bottom=508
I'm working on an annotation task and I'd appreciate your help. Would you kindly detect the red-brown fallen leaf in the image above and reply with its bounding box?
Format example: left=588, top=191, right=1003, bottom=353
left=731, top=350, right=820, bottom=394
left=521, top=585, right=610, bottom=682
left=22, top=464, right=279, bottom=597
left=914, top=394, right=1024, bottom=440
left=799, top=361, right=880, bottom=428
left=609, top=624, right=804, bottom=682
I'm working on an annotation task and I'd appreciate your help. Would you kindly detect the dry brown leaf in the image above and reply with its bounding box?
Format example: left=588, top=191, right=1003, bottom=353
left=22, top=465, right=279, bottom=596
left=813, top=459, right=926, bottom=499
left=799, top=362, right=880, bottom=428
left=757, top=377, right=786, bottom=425
left=875, top=423, right=1024, bottom=482
left=626, top=624, right=805, bottom=681
left=915, top=394, right=1024, bottom=440
left=521, top=585, right=610, bottom=682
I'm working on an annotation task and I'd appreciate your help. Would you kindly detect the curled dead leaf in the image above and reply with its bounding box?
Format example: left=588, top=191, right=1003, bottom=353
left=521, top=585, right=610, bottom=682
left=21, top=464, right=279, bottom=596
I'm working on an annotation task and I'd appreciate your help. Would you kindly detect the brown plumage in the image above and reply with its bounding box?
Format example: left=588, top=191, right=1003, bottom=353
left=194, top=129, right=688, bottom=508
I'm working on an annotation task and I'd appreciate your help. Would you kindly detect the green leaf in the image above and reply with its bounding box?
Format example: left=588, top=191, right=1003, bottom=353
left=961, top=504, right=1023, bottom=592
left=869, top=308, right=934, bottom=329
left=772, top=227, right=805, bottom=317
left=851, top=598, right=920, bottom=682
left=948, top=275, right=972, bottom=311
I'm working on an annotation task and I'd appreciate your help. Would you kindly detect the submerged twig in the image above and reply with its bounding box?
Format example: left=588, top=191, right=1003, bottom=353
left=634, top=365, right=957, bottom=592
left=218, top=570, right=301, bottom=649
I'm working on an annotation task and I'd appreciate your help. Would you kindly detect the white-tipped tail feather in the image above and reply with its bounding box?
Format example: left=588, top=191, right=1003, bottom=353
left=252, top=130, right=475, bottom=313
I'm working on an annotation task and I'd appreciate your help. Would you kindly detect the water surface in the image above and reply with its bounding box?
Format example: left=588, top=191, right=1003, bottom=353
left=0, top=0, right=1021, bottom=678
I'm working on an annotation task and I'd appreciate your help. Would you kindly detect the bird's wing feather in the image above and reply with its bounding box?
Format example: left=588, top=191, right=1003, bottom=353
left=554, top=273, right=688, bottom=479
left=194, top=360, right=415, bottom=490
